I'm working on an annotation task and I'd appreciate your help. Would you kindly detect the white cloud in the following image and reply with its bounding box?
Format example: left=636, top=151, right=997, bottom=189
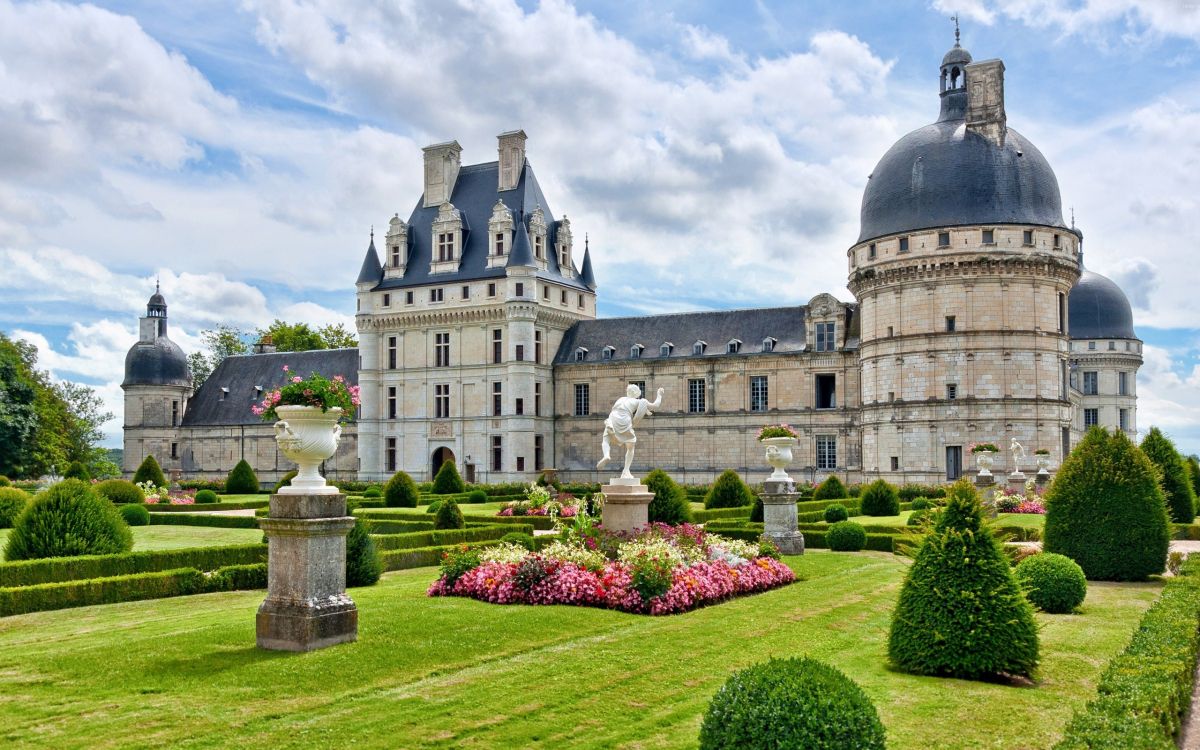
left=1135, top=344, right=1200, bottom=454
left=931, top=0, right=1200, bottom=42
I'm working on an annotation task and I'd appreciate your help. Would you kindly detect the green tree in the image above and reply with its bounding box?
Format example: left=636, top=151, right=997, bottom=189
left=259, top=320, right=326, bottom=353
left=225, top=459, right=260, bottom=494
left=434, top=498, right=466, bottom=530
left=1140, top=427, right=1196, bottom=523
left=0, top=333, right=41, bottom=477
left=644, top=469, right=692, bottom=525
left=384, top=471, right=419, bottom=508
left=1188, top=455, right=1200, bottom=498
left=318, top=323, right=357, bottom=349
left=813, top=475, right=849, bottom=501
left=132, top=454, right=167, bottom=488
left=345, top=518, right=382, bottom=586
left=189, top=325, right=251, bottom=387
left=431, top=460, right=466, bottom=495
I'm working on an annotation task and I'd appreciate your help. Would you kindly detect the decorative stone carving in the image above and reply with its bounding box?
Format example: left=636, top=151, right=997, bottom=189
left=975, top=449, right=995, bottom=479
left=274, top=405, right=343, bottom=496
left=761, top=479, right=804, bottom=555
left=596, top=383, right=664, bottom=481
left=762, top=437, right=797, bottom=482
left=1009, top=437, right=1026, bottom=480
left=431, top=422, right=452, bottom=438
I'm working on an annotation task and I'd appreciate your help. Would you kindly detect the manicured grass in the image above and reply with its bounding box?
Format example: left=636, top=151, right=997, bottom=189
left=216, top=494, right=265, bottom=503
left=0, top=525, right=263, bottom=560
left=844, top=511, right=1046, bottom=529
left=0, top=552, right=1160, bottom=748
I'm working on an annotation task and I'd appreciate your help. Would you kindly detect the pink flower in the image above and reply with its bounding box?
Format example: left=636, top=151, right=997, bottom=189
left=291, top=376, right=302, bottom=383
left=282, top=365, right=289, bottom=372
left=334, top=375, right=345, bottom=382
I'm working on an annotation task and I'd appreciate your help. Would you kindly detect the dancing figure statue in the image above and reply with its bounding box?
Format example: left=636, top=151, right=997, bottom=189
left=596, top=383, right=664, bottom=480
left=1010, top=437, right=1026, bottom=474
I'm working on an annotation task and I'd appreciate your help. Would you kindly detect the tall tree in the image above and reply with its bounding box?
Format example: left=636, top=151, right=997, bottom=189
left=1140, top=427, right=1197, bottom=524
left=190, top=325, right=251, bottom=387
left=259, top=320, right=325, bottom=352
left=318, top=323, right=357, bottom=349
left=0, top=333, right=40, bottom=477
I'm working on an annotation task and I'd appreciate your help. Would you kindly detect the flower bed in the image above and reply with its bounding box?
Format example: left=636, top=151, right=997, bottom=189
left=497, top=483, right=580, bottom=517
left=428, top=522, right=795, bottom=615
left=994, top=480, right=1046, bottom=514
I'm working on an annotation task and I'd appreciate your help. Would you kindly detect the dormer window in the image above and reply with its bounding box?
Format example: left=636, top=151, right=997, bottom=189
left=762, top=337, right=776, bottom=353
left=602, top=346, right=615, bottom=360
left=430, top=202, right=463, bottom=272
left=487, top=200, right=513, bottom=268
left=574, top=347, right=587, bottom=362
left=534, top=235, right=544, bottom=259
left=437, top=233, right=454, bottom=261
left=727, top=339, right=742, bottom=354
left=385, top=214, right=408, bottom=276
left=391, top=246, right=401, bottom=266
left=528, top=206, right=548, bottom=268
left=557, top=216, right=573, bottom=275
left=219, top=387, right=229, bottom=401
left=494, top=233, right=505, bottom=255
left=660, top=342, right=673, bottom=357
left=693, top=341, right=707, bottom=356
left=630, top=344, right=643, bottom=359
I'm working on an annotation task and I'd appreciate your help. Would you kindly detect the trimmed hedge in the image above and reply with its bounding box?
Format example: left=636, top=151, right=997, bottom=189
left=827, top=521, right=867, bottom=551
left=146, top=499, right=267, bottom=512
left=361, top=519, right=433, bottom=535
left=378, top=540, right=501, bottom=572
left=4, top=479, right=132, bottom=561
left=225, top=460, right=260, bottom=494
left=796, top=498, right=861, bottom=514
left=645, top=469, right=692, bottom=525
left=433, top=499, right=465, bottom=530
left=813, top=475, right=849, bottom=501
left=0, top=487, right=31, bottom=528
left=858, top=479, right=900, bottom=516
left=133, top=455, right=167, bottom=488
left=431, top=460, right=466, bottom=495
left=119, top=504, right=150, bottom=526
left=704, top=470, right=755, bottom=510
left=704, top=523, right=903, bottom=553
left=0, top=543, right=267, bottom=587
left=691, top=506, right=752, bottom=524
left=824, top=504, right=849, bottom=523
left=385, top=471, right=420, bottom=508
left=1014, top=553, right=1087, bottom=614
left=148, top=513, right=260, bottom=529
left=194, top=489, right=218, bottom=504
left=95, top=479, right=144, bottom=505
left=371, top=524, right=527, bottom=552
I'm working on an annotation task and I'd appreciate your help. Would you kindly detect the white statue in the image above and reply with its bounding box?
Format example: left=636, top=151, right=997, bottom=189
left=596, top=383, right=664, bottom=480
left=1010, top=437, right=1026, bottom=474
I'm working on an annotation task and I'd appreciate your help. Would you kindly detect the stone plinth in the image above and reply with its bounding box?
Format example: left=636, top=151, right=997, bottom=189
left=1008, top=473, right=1028, bottom=493
left=601, top=478, right=653, bottom=534
left=760, top=479, right=804, bottom=555
left=257, top=492, right=357, bottom=652
left=974, top=471, right=996, bottom=489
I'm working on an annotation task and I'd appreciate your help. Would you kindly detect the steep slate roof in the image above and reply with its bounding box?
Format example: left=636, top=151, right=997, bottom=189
left=123, top=337, right=191, bottom=387
left=182, top=349, right=359, bottom=427
left=356, top=237, right=383, bottom=285
left=368, top=161, right=589, bottom=291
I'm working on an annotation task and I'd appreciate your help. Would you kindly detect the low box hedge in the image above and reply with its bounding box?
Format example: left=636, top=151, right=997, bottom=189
left=378, top=540, right=501, bottom=572
left=0, top=544, right=267, bottom=587
left=705, top=522, right=904, bottom=553
left=371, top=524, right=528, bottom=552
left=145, top=499, right=268, bottom=512
left=1054, top=556, right=1200, bottom=749
left=691, top=506, right=752, bottom=523
left=148, top=513, right=260, bottom=529
left=363, top=519, right=435, bottom=535
left=1172, top=523, right=1200, bottom=541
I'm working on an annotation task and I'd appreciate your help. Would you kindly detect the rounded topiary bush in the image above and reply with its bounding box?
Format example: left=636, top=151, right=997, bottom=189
left=431, top=460, right=466, bottom=495
left=434, top=498, right=465, bottom=530
left=194, top=489, right=218, bottom=504
left=94, top=479, right=144, bottom=505
left=1014, top=553, right=1087, bottom=614
left=362, top=486, right=383, bottom=499
left=704, top=470, right=754, bottom=510
left=827, top=521, right=866, bottom=551
left=888, top=479, right=1039, bottom=679
left=645, top=469, right=692, bottom=524
left=119, top=503, right=150, bottom=527
left=132, top=454, right=167, bottom=488
left=824, top=503, right=849, bottom=523
left=273, top=469, right=298, bottom=494
left=4, top=479, right=133, bottom=561
left=699, top=657, right=885, bottom=750
left=225, top=459, right=260, bottom=494
left=466, top=489, right=488, bottom=504
left=0, top=487, right=31, bottom=528
left=859, top=479, right=900, bottom=516
left=501, top=532, right=536, bottom=551
left=345, top=518, right=382, bottom=587
left=1140, top=427, right=1197, bottom=524
left=910, top=497, right=932, bottom=510
left=813, top=475, right=848, bottom=501
left=384, top=471, right=419, bottom=508
left=63, top=461, right=91, bottom=481
left=1044, top=427, right=1170, bottom=581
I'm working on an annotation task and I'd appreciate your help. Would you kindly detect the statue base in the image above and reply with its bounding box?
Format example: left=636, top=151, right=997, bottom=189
left=600, top=481, right=653, bottom=534
left=761, top=484, right=804, bottom=555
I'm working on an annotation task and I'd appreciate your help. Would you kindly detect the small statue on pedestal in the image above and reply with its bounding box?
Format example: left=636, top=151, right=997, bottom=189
left=596, top=383, right=664, bottom=480
left=1010, top=437, right=1026, bottom=476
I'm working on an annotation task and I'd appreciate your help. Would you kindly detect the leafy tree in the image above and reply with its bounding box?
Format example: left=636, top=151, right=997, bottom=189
left=259, top=320, right=326, bottom=353
left=318, top=323, right=357, bottom=349
left=63, top=461, right=91, bottom=481
left=189, top=325, right=251, bottom=387
left=1140, top=427, right=1196, bottom=523
left=431, top=460, right=466, bottom=495
left=644, top=469, right=692, bottom=525
left=132, top=454, right=167, bottom=488
left=56, top=381, right=112, bottom=464
left=0, top=333, right=41, bottom=477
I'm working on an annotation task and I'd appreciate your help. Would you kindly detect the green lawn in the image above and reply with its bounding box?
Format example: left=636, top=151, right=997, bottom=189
left=0, top=552, right=1160, bottom=749
left=835, top=511, right=1046, bottom=530
left=0, top=525, right=263, bottom=560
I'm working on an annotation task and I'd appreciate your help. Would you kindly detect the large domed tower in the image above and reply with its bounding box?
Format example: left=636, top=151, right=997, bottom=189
left=121, top=283, right=193, bottom=478
left=846, top=36, right=1081, bottom=482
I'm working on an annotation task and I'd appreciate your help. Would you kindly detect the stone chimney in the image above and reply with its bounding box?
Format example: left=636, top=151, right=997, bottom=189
left=253, top=334, right=276, bottom=354
left=497, top=130, right=527, bottom=192
left=422, top=140, right=462, bottom=208
left=965, top=59, right=1006, bottom=147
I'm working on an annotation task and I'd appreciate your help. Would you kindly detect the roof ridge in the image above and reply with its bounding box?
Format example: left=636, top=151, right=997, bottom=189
left=575, top=304, right=811, bottom=324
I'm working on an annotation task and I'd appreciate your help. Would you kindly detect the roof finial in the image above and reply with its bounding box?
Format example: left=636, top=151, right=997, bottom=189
left=370, top=225, right=374, bottom=240
left=952, top=14, right=960, bottom=46
left=1070, top=206, right=1076, bottom=229
left=155, top=274, right=160, bottom=294
left=585, top=232, right=589, bottom=252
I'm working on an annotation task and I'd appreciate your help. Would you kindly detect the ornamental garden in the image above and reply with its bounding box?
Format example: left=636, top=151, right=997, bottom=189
left=1, top=419, right=1200, bottom=748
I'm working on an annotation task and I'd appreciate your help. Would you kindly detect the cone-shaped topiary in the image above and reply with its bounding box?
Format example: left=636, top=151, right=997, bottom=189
left=824, top=503, right=849, bottom=523
left=699, top=656, right=886, bottom=750
left=384, top=471, right=419, bottom=508
left=119, top=503, right=151, bottom=527
left=813, top=475, right=848, bottom=501
left=888, top=479, right=1039, bottom=679
left=4, top=479, right=133, bottom=560
left=644, top=469, right=692, bottom=524
left=1044, top=427, right=1170, bottom=581
left=1188, top=455, right=1200, bottom=497
left=1014, top=553, right=1087, bottom=614
left=0, top=487, right=31, bottom=528
left=132, top=454, right=166, bottom=488
left=63, top=461, right=91, bottom=481
left=431, top=459, right=466, bottom=495
left=704, top=470, right=754, bottom=509
left=94, top=479, right=144, bottom=505
left=859, top=479, right=900, bottom=516
left=225, top=459, right=260, bottom=494
left=1140, top=427, right=1197, bottom=524
left=345, top=517, right=382, bottom=587
left=272, top=469, right=298, bottom=494
left=434, top=498, right=465, bottom=530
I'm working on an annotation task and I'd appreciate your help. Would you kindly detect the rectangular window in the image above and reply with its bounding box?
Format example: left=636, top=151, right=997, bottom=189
left=491, top=436, right=502, bottom=472
left=1119, top=408, right=1129, bottom=431
left=534, top=382, right=543, bottom=416
left=946, top=383, right=958, bottom=400
left=574, top=383, right=590, bottom=417
left=1023, top=230, right=1034, bottom=245
left=516, top=456, right=525, bottom=472
left=1058, top=292, right=1065, bottom=333
left=487, top=282, right=496, bottom=297
left=492, top=329, right=503, bottom=364
left=515, top=282, right=524, bottom=297
left=982, top=229, right=994, bottom=244
left=1083, top=371, right=1098, bottom=396
left=888, top=391, right=895, bottom=402
left=543, top=285, right=550, bottom=299
left=890, top=456, right=899, bottom=471
left=406, top=291, right=414, bottom=305
left=534, top=235, right=543, bottom=259
left=1119, top=372, right=1129, bottom=396
left=1053, top=233, right=1062, bottom=248
left=560, top=289, right=567, bottom=304
left=391, top=245, right=401, bottom=266
left=815, top=374, right=836, bottom=409
left=630, top=381, right=646, bottom=399
left=387, top=386, right=397, bottom=420
left=386, top=437, right=397, bottom=472
left=688, top=378, right=706, bottom=413
left=898, top=237, right=909, bottom=253
left=434, top=332, right=450, bottom=367
left=534, top=435, right=544, bottom=471
left=750, top=375, right=768, bottom=412
left=515, top=344, right=525, bottom=362
left=1088, top=341, right=1097, bottom=350
left=171, top=400, right=179, bottom=427
left=938, top=231, right=950, bottom=247
left=434, top=383, right=450, bottom=419
left=1084, top=408, right=1099, bottom=427
left=515, top=397, right=524, bottom=416
left=535, top=331, right=543, bottom=364
left=492, top=382, right=502, bottom=417
left=578, top=293, right=585, bottom=308
left=430, top=288, right=444, bottom=303
left=170, top=442, right=178, bottom=459
left=387, top=336, right=398, bottom=369
left=815, top=322, right=836, bottom=351
left=494, top=232, right=505, bottom=255
left=887, top=326, right=894, bottom=337
left=945, top=315, right=956, bottom=332
left=461, top=285, right=470, bottom=300
left=1108, top=341, right=1116, bottom=350
left=438, top=232, right=454, bottom=261
left=868, top=243, right=877, bottom=259
left=816, top=435, right=837, bottom=470
left=383, top=293, right=391, bottom=307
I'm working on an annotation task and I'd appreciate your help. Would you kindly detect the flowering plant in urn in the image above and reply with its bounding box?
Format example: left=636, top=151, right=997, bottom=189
left=970, top=442, right=999, bottom=478
left=758, top=424, right=798, bottom=482
left=254, top=366, right=360, bottom=495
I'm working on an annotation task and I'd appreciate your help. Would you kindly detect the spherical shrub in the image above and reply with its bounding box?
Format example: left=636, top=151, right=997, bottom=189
left=362, top=486, right=383, bottom=499
left=345, top=518, right=382, bottom=587
left=704, top=469, right=754, bottom=510
left=426, top=500, right=443, bottom=514
left=888, top=479, right=1039, bottom=679
left=94, top=479, right=144, bottom=505
left=119, top=503, right=150, bottom=526
left=827, top=521, right=866, bottom=551
left=273, top=469, right=298, bottom=494
left=813, top=475, right=848, bottom=501
left=384, top=471, right=419, bottom=508
left=859, top=479, right=900, bottom=516
left=0, top=476, right=10, bottom=487
left=225, top=459, right=260, bottom=494
left=1140, top=427, right=1196, bottom=524
left=823, top=503, right=849, bottom=523
left=3, top=479, right=133, bottom=561
left=910, top=497, right=932, bottom=511
left=466, top=489, right=488, bottom=504
left=0, top=487, right=31, bottom=528
left=1014, top=553, right=1087, bottom=614
left=699, top=657, right=885, bottom=750
left=434, top=499, right=465, bottom=530
left=645, top=469, right=692, bottom=523
left=1044, top=427, right=1170, bottom=581
left=194, top=489, right=218, bottom=504
left=63, top=461, right=91, bottom=481
left=500, top=532, right=536, bottom=551
left=132, top=454, right=166, bottom=488
left=431, top=460, right=466, bottom=495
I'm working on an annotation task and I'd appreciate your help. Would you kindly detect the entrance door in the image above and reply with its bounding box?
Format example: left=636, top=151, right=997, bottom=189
left=946, top=446, right=963, bottom=481
left=432, top=447, right=455, bottom=479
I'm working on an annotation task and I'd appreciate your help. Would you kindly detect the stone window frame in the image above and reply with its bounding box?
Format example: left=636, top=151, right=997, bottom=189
left=434, top=383, right=450, bottom=419
left=430, top=202, right=463, bottom=273
left=816, top=435, right=837, bottom=470
left=660, top=342, right=674, bottom=357
left=749, top=375, right=768, bottom=412
left=898, top=236, right=910, bottom=253
left=387, top=386, right=397, bottom=420
left=692, top=340, right=707, bottom=356
left=574, top=383, right=590, bottom=416
left=981, top=228, right=995, bottom=245
left=762, top=337, right=776, bottom=353
left=601, top=346, right=615, bottom=361
left=1084, top=408, right=1099, bottom=427
left=814, top=322, right=836, bottom=352
left=727, top=339, right=742, bottom=354
left=687, top=378, right=706, bottom=414
left=434, top=332, right=451, bottom=368
left=937, top=231, right=950, bottom=247
left=1082, top=371, right=1099, bottom=396
left=630, top=344, right=644, bottom=359
left=574, top=347, right=588, bottom=362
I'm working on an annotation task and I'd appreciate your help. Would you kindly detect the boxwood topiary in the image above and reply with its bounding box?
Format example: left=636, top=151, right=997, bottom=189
left=426, top=500, right=443, bottom=514
left=907, top=510, right=929, bottom=527
left=859, top=479, right=900, bottom=516
left=1140, top=427, right=1197, bottom=524
left=431, top=460, right=466, bottom=495
left=434, top=498, right=465, bottom=530
left=823, top=503, right=849, bottom=523
left=63, top=461, right=91, bottom=481
left=272, top=469, right=298, bottom=494
left=194, top=489, right=218, bottom=504
left=1044, top=427, right=1170, bottom=581
left=699, top=656, right=886, bottom=750
left=645, top=469, right=692, bottom=524
left=119, top=503, right=151, bottom=527
left=4, top=479, right=133, bottom=561
left=0, top=487, right=31, bottom=528
left=501, top=532, right=536, bottom=551
left=827, top=521, right=866, bottom=551
left=813, top=475, right=848, bottom=501
left=384, top=471, right=419, bottom=508
left=345, top=517, right=382, bottom=587
left=95, top=479, right=144, bottom=505
left=704, top=470, right=754, bottom=510
left=888, top=479, right=1039, bottom=679
left=1014, top=552, right=1087, bottom=614
left=225, top=459, right=260, bottom=494
left=910, top=497, right=932, bottom=510
left=362, top=486, right=383, bottom=499
left=466, top=489, right=488, bottom=504
left=132, top=454, right=167, bottom=488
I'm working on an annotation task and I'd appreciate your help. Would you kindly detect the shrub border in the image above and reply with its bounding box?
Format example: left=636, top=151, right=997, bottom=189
left=0, top=544, right=267, bottom=587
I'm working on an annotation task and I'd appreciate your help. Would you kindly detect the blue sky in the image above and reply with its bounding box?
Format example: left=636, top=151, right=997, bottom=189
left=0, top=0, right=1198, bottom=454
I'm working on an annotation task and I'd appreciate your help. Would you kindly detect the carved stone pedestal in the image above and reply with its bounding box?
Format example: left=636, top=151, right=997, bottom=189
left=1008, top=472, right=1028, bottom=494
left=760, top=479, right=804, bottom=555
left=257, top=493, right=357, bottom=652
left=601, top=478, right=653, bottom=534
left=974, top=475, right=999, bottom=518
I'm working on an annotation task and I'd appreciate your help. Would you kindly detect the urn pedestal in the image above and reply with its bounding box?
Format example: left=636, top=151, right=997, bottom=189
left=257, top=493, right=357, bottom=652
left=600, top=478, right=653, bottom=534
left=760, top=479, right=804, bottom=555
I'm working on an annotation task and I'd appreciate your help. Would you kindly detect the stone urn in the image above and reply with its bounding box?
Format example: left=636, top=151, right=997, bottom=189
left=975, top=450, right=996, bottom=479
left=273, top=405, right=343, bottom=495
left=1035, top=453, right=1052, bottom=477
left=761, top=437, right=798, bottom=482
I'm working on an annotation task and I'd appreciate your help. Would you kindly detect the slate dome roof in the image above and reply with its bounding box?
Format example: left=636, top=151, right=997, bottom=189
left=1069, top=266, right=1136, bottom=340
left=123, top=338, right=191, bottom=387
left=942, top=43, right=972, bottom=66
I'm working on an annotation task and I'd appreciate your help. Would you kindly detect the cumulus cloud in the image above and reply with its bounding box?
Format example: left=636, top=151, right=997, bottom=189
left=932, top=0, right=1200, bottom=42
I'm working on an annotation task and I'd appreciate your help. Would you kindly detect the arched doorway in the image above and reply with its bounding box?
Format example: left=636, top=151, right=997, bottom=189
left=432, top=447, right=455, bottom=479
